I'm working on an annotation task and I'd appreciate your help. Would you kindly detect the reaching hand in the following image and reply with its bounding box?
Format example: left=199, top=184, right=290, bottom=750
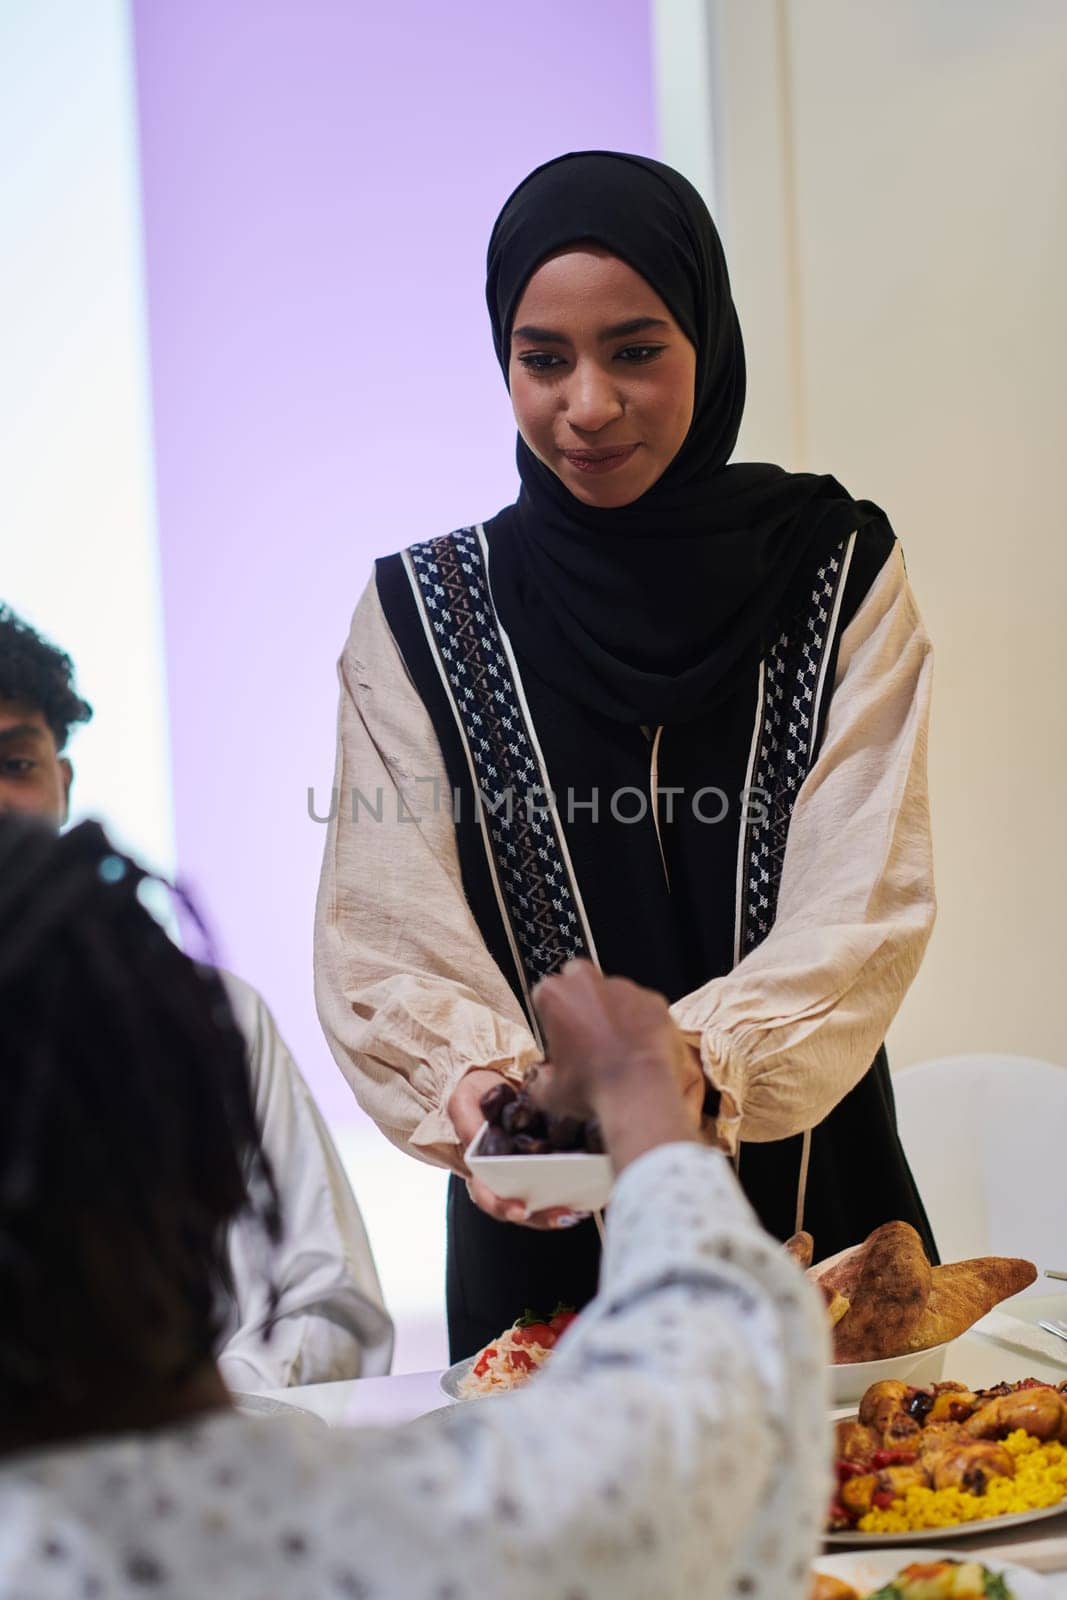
left=531, top=960, right=703, bottom=1119
left=530, top=961, right=702, bottom=1172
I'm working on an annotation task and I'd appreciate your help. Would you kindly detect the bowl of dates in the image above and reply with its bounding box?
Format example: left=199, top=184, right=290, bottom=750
left=465, top=1080, right=614, bottom=1212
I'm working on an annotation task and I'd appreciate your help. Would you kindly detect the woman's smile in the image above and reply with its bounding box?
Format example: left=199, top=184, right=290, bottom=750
left=508, top=247, right=696, bottom=508
left=560, top=443, right=641, bottom=475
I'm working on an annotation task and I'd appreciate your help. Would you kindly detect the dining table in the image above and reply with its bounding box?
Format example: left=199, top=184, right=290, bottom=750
left=246, top=1290, right=1067, bottom=1596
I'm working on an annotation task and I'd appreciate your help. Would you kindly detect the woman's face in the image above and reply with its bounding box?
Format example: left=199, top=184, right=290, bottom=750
left=508, top=246, right=697, bottom=509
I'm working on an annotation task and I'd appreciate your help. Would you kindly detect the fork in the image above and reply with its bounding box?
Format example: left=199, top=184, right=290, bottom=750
left=1037, top=1317, right=1067, bottom=1345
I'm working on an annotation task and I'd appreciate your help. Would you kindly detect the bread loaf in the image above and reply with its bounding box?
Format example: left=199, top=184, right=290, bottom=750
left=808, top=1226, right=1039, bottom=1362
left=905, top=1256, right=1038, bottom=1352
left=829, top=1221, right=932, bottom=1362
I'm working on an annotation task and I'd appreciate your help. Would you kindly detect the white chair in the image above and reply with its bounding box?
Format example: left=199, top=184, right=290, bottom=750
left=892, top=1053, right=1067, bottom=1290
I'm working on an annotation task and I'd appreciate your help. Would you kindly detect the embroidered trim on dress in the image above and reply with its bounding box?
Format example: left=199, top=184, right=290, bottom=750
left=404, top=528, right=593, bottom=1021
left=739, top=534, right=856, bottom=956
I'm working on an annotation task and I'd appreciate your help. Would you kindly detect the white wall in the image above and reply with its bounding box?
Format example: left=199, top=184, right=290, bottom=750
left=657, top=0, right=1067, bottom=1069
left=0, top=0, right=173, bottom=876
left=333, top=1130, right=449, bottom=1374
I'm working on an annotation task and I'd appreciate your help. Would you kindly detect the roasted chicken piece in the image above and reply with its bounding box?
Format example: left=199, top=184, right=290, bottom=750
left=881, top=1410, right=922, bottom=1451
left=917, top=1420, right=967, bottom=1460
left=974, top=1381, right=1014, bottom=1401
left=926, top=1439, right=1015, bottom=1493
left=840, top=1461, right=927, bottom=1519
left=858, top=1379, right=911, bottom=1432
left=924, top=1386, right=978, bottom=1424
left=839, top=1473, right=878, bottom=1518
left=876, top=1462, right=930, bottom=1499
left=834, top=1419, right=879, bottom=1467
left=965, top=1385, right=1067, bottom=1442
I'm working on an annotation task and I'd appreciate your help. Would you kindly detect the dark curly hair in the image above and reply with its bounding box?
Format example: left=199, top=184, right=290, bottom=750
left=0, top=603, right=93, bottom=750
left=0, top=818, right=281, bottom=1424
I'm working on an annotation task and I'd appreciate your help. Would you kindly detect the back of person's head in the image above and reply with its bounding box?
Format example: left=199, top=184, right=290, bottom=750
left=0, top=818, right=279, bottom=1428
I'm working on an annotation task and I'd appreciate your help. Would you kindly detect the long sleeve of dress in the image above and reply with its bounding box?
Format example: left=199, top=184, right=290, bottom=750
left=314, top=580, right=541, bottom=1173
left=670, top=543, right=936, bottom=1148
left=0, top=1145, right=832, bottom=1600
left=216, top=973, right=395, bottom=1387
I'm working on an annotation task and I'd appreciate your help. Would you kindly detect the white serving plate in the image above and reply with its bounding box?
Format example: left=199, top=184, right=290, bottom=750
left=830, top=1342, right=948, bottom=1406
left=465, top=1121, right=614, bottom=1212
left=815, top=1546, right=1053, bottom=1593
left=824, top=1498, right=1067, bottom=1548
left=439, top=1357, right=477, bottom=1402
left=447, top=1349, right=950, bottom=1411
left=230, top=1391, right=327, bottom=1428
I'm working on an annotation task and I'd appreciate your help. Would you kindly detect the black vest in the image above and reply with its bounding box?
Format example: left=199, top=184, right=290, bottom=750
left=376, top=519, right=936, bottom=1359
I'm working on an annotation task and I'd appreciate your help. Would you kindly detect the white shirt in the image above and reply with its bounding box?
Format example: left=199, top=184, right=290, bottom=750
left=0, top=1145, right=831, bottom=1600
left=218, top=973, right=393, bottom=1388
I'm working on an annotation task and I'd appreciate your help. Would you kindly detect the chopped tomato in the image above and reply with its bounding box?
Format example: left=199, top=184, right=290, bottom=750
left=871, top=1490, right=895, bottom=1510
left=512, top=1323, right=556, bottom=1349
left=834, top=1459, right=866, bottom=1485
left=507, top=1349, right=536, bottom=1373
left=472, top=1347, right=497, bottom=1378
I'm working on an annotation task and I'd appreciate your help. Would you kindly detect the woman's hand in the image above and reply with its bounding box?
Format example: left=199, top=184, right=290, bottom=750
left=447, top=1068, right=583, bottom=1229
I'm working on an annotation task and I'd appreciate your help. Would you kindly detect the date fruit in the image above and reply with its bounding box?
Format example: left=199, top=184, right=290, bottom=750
left=477, top=1076, right=605, bottom=1158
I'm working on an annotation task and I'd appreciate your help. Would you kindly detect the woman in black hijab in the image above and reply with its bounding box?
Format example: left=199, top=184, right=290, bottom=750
left=316, top=151, right=937, bottom=1360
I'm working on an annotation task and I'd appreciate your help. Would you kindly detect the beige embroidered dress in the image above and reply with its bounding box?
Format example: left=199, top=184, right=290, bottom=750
left=315, top=527, right=935, bottom=1351
left=317, top=541, right=932, bottom=1152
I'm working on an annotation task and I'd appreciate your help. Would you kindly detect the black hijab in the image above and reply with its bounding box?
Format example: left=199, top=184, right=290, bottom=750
left=484, top=150, right=891, bottom=725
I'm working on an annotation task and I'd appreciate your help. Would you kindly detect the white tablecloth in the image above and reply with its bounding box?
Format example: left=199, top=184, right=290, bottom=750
left=251, top=1290, right=1067, bottom=1594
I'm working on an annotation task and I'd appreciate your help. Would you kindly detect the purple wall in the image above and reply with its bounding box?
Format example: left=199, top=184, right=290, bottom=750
left=132, top=1, right=657, bottom=1122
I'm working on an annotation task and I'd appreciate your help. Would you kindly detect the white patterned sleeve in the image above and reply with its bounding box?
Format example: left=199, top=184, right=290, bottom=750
left=670, top=544, right=935, bottom=1148
left=355, top=1144, right=831, bottom=1600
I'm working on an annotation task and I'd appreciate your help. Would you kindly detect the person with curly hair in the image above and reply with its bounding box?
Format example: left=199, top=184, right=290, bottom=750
left=0, top=603, right=91, bottom=820
left=0, top=601, right=394, bottom=1387
left=0, top=819, right=830, bottom=1600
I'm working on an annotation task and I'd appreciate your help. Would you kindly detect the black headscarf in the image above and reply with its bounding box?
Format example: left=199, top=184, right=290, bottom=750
left=484, top=150, right=891, bottom=725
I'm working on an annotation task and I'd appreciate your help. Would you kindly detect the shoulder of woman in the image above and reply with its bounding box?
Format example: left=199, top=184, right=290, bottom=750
left=335, top=566, right=410, bottom=699
left=352, top=538, right=444, bottom=644
left=837, top=518, right=902, bottom=637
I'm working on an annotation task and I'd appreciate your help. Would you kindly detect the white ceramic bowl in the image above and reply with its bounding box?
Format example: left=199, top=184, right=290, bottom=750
left=466, top=1122, right=614, bottom=1212
left=830, top=1341, right=949, bottom=1407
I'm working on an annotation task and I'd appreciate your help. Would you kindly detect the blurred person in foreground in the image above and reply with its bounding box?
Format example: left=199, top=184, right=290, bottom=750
left=0, top=818, right=830, bottom=1599
left=0, top=603, right=392, bottom=1385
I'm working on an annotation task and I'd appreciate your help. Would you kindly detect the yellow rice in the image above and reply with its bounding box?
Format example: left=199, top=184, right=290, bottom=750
left=859, top=1431, right=1067, bottom=1533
